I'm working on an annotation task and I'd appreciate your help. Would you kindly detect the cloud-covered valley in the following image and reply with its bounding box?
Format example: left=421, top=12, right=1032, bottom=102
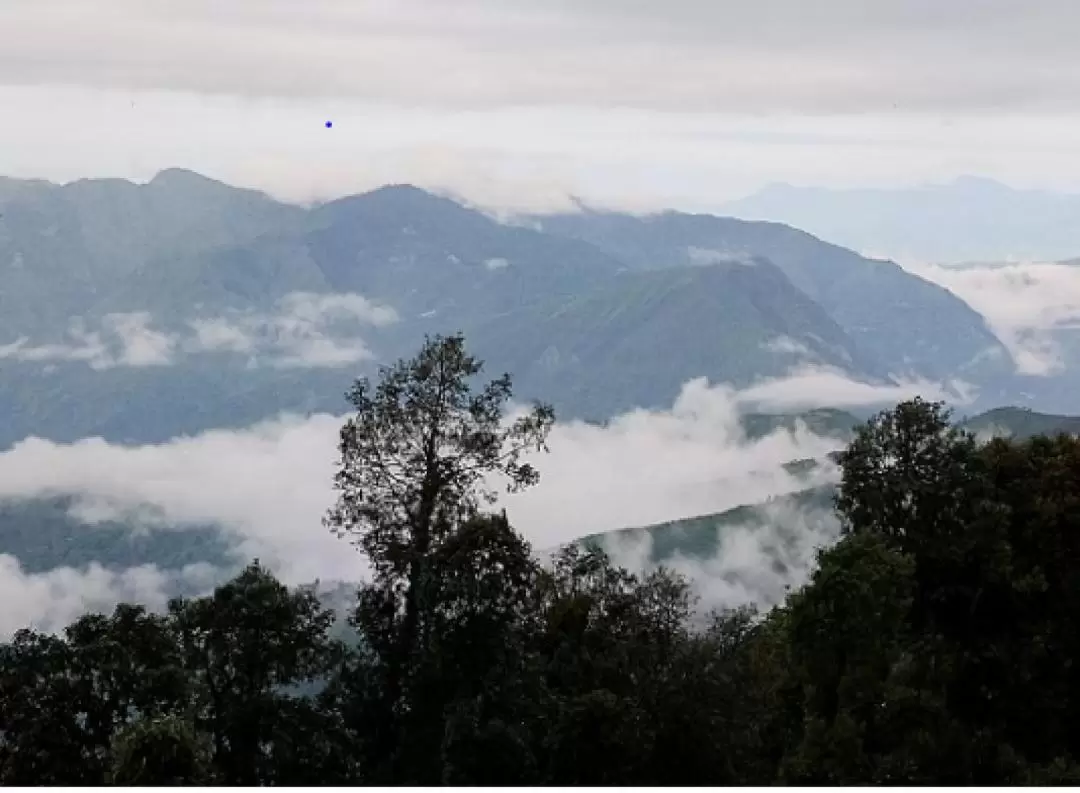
left=0, top=367, right=951, bottom=638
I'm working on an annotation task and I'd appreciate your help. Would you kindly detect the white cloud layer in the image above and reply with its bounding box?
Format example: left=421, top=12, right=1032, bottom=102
left=0, top=292, right=397, bottom=371
left=903, top=260, right=1080, bottom=376
left=0, top=312, right=175, bottom=370
left=0, top=368, right=951, bottom=637
left=730, top=367, right=974, bottom=412
left=0, top=557, right=223, bottom=638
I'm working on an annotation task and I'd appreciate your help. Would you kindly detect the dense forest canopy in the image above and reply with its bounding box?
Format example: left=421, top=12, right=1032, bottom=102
left=2, top=335, right=1080, bottom=785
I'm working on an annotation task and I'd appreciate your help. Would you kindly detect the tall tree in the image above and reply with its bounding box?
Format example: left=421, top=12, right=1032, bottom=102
left=323, top=333, right=553, bottom=781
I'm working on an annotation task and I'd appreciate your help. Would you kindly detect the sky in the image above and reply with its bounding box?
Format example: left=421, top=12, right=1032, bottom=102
left=7, top=1, right=1080, bottom=211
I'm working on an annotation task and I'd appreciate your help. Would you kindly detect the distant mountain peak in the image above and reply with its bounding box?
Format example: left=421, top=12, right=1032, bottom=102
left=317, top=183, right=483, bottom=225
left=149, top=168, right=231, bottom=190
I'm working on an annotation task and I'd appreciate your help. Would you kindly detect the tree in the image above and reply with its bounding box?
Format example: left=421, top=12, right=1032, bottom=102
left=0, top=630, right=90, bottom=785
left=779, top=532, right=924, bottom=784
left=168, top=562, right=346, bottom=785
left=324, top=334, right=553, bottom=781
left=530, top=546, right=731, bottom=785
left=0, top=604, right=188, bottom=786
left=836, top=398, right=983, bottom=551
left=108, top=713, right=213, bottom=786
left=826, top=400, right=1080, bottom=782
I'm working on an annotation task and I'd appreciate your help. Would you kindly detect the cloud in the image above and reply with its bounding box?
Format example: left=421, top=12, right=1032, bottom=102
left=102, top=312, right=176, bottom=366
left=0, top=365, right=959, bottom=636
left=503, top=379, right=845, bottom=548
left=0, top=312, right=173, bottom=369
left=686, top=248, right=758, bottom=267
left=0, top=556, right=223, bottom=638
left=187, top=318, right=256, bottom=354
left=261, top=292, right=399, bottom=368
left=184, top=291, right=399, bottom=369
left=0, top=292, right=398, bottom=371
left=731, top=366, right=973, bottom=412
left=600, top=498, right=841, bottom=616
left=4, top=1, right=1080, bottom=114
left=903, top=260, right=1080, bottom=376
left=0, top=415, right=352, bottom=589
left=762, top=336, right=814, bottom=357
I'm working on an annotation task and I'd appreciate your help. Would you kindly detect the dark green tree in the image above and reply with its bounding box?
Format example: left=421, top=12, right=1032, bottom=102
left=821, top=399, right=1080, bottom=782
left=0, top=629, right=89, bottom=785
left=108, top=713, right=213, bottom=786
left=324, top=333, right=553, bottom=783
left=529, top=546, right=760, bottom=785
left=0, top=604, right=188, bottom=785
left=168, top=561, right=348, bottom=785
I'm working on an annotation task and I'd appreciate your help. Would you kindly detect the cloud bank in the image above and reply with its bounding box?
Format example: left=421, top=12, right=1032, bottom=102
left=904, top=260, right=1080, bottom=376
left=0, top=312, right=174, bottom=370
left=0, top=292, right=398, bottom=371
left=0, top=557, right=223, bottom=639
left=0, top=368, right=952, bottom=637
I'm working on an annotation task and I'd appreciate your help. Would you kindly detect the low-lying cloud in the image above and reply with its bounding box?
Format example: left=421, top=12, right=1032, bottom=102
left=731, top=366, right=974, bottom=412
left=0, top=312, right=175, bottom=370
left=186, top=292, right=399, bottom=369
left=0, top=292, right=398, bottom=371
left=903, top=260, right=1080, bottom=376
left=0, top=557, right=224, bottom=638
left=601, top=498, right=841, bottom=616
left=0, top=367, right=947, bottom=638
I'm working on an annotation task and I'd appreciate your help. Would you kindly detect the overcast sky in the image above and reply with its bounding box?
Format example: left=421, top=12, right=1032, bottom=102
left=6, top=0, right=1080, bottom=209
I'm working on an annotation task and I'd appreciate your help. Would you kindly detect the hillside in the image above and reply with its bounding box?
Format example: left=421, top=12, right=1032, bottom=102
left=532, top=209, right=1012, bottom=383
left=582, top=486, right=837, bottom=565
left=466, top=262, right=884, bottom=419
left=959, top=406, right=1080, bottom=439
left=0, top=496, right=237, bottom=574
left=0, top=172, right=977, bottom=446
left=741, top=407, right=862, bottom=442
left=722, top=177, right=1080, bottom=263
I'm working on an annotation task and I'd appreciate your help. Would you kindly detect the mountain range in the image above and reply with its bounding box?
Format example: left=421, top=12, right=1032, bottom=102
left=723, top=176, right=1080, bottom=263
left=2, top=168, right=1079, bottom=602
left=0, top=169, right=1040, bottom=448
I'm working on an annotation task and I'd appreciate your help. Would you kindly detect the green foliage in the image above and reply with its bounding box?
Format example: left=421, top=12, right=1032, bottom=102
left=109, top=714, right=213, bottom=786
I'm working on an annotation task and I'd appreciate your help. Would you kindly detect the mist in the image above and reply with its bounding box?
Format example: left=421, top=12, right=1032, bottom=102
left=903, top=259, right=1080, bottom=376
left=0, top=368, right=946, bottom=638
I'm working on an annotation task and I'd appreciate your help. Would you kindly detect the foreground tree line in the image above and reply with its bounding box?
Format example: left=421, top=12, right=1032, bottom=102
left=3, top=335, right=1080, bottom=785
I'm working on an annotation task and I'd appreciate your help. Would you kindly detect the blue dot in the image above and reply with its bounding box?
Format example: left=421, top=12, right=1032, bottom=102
left=325, top=120, right=333, bottom=128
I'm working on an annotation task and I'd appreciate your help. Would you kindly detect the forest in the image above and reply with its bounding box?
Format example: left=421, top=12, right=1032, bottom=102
left=2, top=334, right=1080, bottom=785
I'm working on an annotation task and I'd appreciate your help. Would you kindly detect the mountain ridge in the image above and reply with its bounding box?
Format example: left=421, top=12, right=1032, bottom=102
left=0, top=170, right=1049, bottom=446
